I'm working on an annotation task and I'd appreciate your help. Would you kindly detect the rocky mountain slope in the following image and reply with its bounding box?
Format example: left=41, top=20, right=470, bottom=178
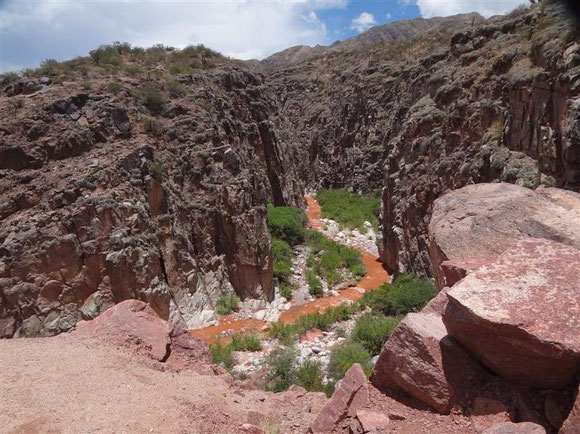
left=268, top=1, right=580, bottom=275
left=259, top=13, right=485, bottom=71
left=1, top=2, right=580, bottom=340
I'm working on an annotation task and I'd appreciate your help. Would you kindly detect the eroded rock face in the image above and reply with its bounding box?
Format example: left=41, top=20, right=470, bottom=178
left=429, top=183, right=580, bottom=290
left=0, top=67, right=304, bottom=338
left=443, top=239, right=580, bottom=389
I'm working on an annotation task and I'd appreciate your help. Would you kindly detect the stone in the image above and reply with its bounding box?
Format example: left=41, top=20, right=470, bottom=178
left=559, top=384, right=580, bottom=434
left=470, top=397, right=512, bottom=433
left=310, top=363, right=369, bottom=433
left=429, top=184, right=580, bottom=290
left=482, top=422, right=546, bottom=434
left=443, top=239, right=580, bottom=389
left=370, top=289, right=483, bottom=414
left=75, top=300, right=171, bottom=361
left=356, top=410, right=390, bottom=432
left=299, top=328, right=324, bottom=343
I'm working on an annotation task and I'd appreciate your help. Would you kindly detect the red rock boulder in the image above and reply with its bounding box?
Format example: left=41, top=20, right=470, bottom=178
left=76, top=300, right=211, bottom=369
left=429, top=184, right=580, bottom=290
left=310, top=363, right=369, bottom=433
left=443, top=239, right=580, bottom=389
left=370, top=290, right=485, bottom=414
left=482, top=421, right=546, bottom=434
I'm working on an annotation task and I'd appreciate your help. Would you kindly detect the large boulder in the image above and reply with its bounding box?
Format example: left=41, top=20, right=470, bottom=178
left=76, top=300, right=211, bottom=369
left=443, top=239, right=580, bottom=389
left=429, top=184, right=580, bottom=289
left=370, top=290, right=485, bottom=414
left=310, top=363, right=369, bottom=433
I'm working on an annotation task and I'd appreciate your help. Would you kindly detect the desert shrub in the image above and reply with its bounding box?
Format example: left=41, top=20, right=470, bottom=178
left=0, top=72, right=20, bottom=87
left=166, top=79, right=187, bottom=98
left=230, top=334, right=262, bottom=352
left=265, top=347, right=297, bottom=392
left=215, top=293, right=240, bottom=315
left=168, top=62, right=195, bottom=75
left=144, top=44, right=168, bottom=65
left=295, top=360, right=325, bottom=392
left=329, top=342, right=372, bottom=380
left=107, top=82, right=122, bottom=94
left=268, top=322, right=298, bottom=346
left=273, top=261, right=292, bottom=280
left=508, top=4, right=529, bottom=18
left=80, top=80, right=92, bottom=90
left=351, top=313, right=399, bottom=356
left=267, top=205, right=307, bottom=245
left=386, top=273, right=436, bottom=315
left=38, top=58, right=59, bottom=76
left=279, top=282, right=293, bottom=300
left=135, top=85, right=167, bottom=115
left=141, top=115, right=165, bottom=137
left=305, top=228, right=365, bottom=283
left=89, top=44, right=124, bottom=66
left=360, top=284, right=391, bottom=313
left=210, top=341, right=234, bottom=370
left=123, top=63, right=144, bottom=77
left=306, top=270, right=323, bottom=298
left=316, top=189, right=380, bottom=231
left=296, top=302, right=361, bottom=334
left=148, top=161, right=166, bottom=180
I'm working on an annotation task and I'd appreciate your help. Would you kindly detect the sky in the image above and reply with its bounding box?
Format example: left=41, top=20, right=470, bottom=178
left=0, top=0, right=527, bottom=73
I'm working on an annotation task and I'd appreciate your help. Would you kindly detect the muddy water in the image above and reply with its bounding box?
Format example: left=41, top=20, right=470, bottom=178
left=190, top=196, right=390, bottom=343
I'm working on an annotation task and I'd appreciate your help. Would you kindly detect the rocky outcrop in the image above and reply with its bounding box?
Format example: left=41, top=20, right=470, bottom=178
left=370, top=289, right=487, bottom=414
left=443, top=238, right=580, bottom=389
left=429, top=183, right=580, bottom=289
left=482, top=422, right=546, bottom=434
left=0, top=67, right=304, bottom=338
left=560, top=384, right=580, bottom=434
left=310, top=363, right=369, bottom=433
left=76, top=299, right=213, bottom=373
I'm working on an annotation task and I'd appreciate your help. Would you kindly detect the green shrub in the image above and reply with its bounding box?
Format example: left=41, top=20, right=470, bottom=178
left=166, top=79, right=187, bottom=98
left=360, top=285, right=391, bottom=313
left=38, top=58, right=59, bottom=76
left=386, top=273, right=436, bottom=315
left=329, top=342, right=372, bottom=380
left=273, top=261, right=292, bottom=280
left=316, top=189, right=380, bottom=231
left=265, top=347, right=297, bottom=392
left=148, top=161, right=166, bottom=180
left=107, top=82, right=122, bottom=94
left=0, top=72, right=20, bottom=87
left=295, top=360, right=325, bottom=392
left=296, top=302, right=362, bottom=334
left=123, top=63, right=144, bottom=77
left=268, top=322, right=298, bottom=346
left=141, top=115, right=165, bottom=137
left=210, top=341, right=234, bottom=370
left=133, top=85, right=167, bottom=115
left=267, top=205, right=307, bottom=245
left=304, top=228, right=365, bottom=284
left=351, top=313, right=399, bottom=356
left=215, top=293, right=240, bottom=315
left=271, top=238, right=293, bottom=264
left=80, top=80, right=92, bottom=90
left=280, top=282, right=293, bottom=300
left=306, top=270, right=323, bottom=298
left=230, top=334, right=262, bottom=352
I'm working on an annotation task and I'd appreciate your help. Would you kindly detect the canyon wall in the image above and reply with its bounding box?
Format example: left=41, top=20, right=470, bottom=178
left=0, top=68, right=303, bottom=337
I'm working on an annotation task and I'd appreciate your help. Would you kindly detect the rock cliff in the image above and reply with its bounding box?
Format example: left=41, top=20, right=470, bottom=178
left=0, top=67, right=303, bottom=337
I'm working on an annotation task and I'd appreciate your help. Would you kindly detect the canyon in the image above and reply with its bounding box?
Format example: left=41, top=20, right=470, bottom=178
left=0, top=1, right=579, bottom=433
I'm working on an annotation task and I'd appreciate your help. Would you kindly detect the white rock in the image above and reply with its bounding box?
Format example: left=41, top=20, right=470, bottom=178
left=312, top=347, right=322, bottom=354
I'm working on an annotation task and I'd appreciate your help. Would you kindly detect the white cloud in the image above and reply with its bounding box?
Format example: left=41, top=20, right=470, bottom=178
left=351, top=12, right=376, bottom=33
left=385, top=13, right=392, bottom=19
left=403, top=0, right=528, bottom=18
left=0, top=0, right=347, bottom=72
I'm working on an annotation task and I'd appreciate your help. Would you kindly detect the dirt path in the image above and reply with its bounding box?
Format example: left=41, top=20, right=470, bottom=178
left=191, top=197, right=390, bottom=342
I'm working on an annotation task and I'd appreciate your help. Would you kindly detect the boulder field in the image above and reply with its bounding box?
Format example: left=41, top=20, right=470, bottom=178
left=370, top=184, right=579, bottom=433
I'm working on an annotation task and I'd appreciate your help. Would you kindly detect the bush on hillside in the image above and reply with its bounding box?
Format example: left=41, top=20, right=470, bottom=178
left=215, top=293, right=240, bottom=315
left=386, top=273, right=436, bottom=315
left=267, top=205, right=307, bottom=245
left=306, top=270, right=323, bottom=297
left=229, top=334, right=262, bottom=352
left=351, top=313, right=399, bottom=356
left=295, top=360, right=325, bottom=392
left=265, top=347, right=297, bottom=392
left=329, top=342, right=372, bottom=381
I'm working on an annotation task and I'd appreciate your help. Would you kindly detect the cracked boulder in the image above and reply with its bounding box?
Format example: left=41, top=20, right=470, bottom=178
left=443, top=239, right=580, bottom=389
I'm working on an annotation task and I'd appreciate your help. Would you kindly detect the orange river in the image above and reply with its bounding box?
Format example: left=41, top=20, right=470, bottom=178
left=190, top=196, right=390, bottom=343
